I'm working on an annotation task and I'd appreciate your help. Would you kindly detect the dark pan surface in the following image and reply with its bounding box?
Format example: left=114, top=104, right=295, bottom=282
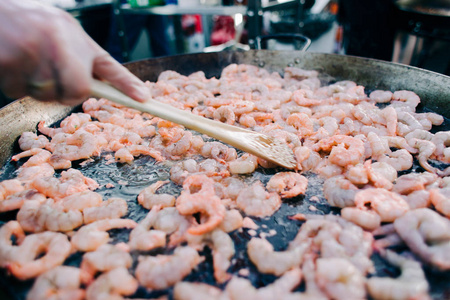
left=1, top=50, right=450, bottom=299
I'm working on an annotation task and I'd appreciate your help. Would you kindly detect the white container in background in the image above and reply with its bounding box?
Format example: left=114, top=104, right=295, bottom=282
left=178, top=0, right=200, bottom=7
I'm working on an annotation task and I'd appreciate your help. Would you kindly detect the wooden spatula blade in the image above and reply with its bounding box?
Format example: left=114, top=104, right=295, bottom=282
left=90, top=79, right=297, bottom=169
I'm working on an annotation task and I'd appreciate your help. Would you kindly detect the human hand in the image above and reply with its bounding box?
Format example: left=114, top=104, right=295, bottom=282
left=0, top=0, right=149, bottom=105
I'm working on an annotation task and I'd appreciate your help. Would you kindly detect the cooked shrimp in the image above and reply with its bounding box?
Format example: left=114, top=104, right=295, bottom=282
left=289, top=215, right=374, bottom=274
left=80, top=244, right=132, bottom=284
left=367, top=250, right=429, bottom=300
left=51, top=129, right=100, bottom=161
left=16, top=164, right=54, bottom=185
left=429, top=188, right=450, bottom=217
left=166, top=131, right=193, bottom=158
left=312, top=135, right=365, bottom=167
left=392, top=90, right=420, bottom=110
left=381, top=106, right=398, bottom=136
left=81, top=97, right=107, bottom=112
left=17, top=199, right=83, bottom=232
left=236, top=181, right=281, bottom=217
left=299, top=150, right=322, bottom=172
left=219, top=209, right=243, bottom=232
left=31, top=168, right=99, bottom=200
left=371, top=161, right=398, bottom=183
left=341, top=206, right=381, bottom=231
left=115, top=145, right=164, bottom=163
left=354, top=188, right=409, bottom=223
left=214, top=177, right=247, bottom=203
left=409, top=138, right=438, bottom=173
left=369, top=90, right=393, bottom=103
left=292, top=146, right=310, bottom=171
left=401, top=190, right=431, bottom=210
left=352, top=102, right=379, bottom=125
left=6, top=231, right=72, bottom=280
left=345, top=163, right=369, bottom=185
left=239, top=113, right=257, bottom=128
left=0, top=221, right=25, bottom=267
left=292, top=89, right=321, bottom=106
left=169, top=159, right=200, bottom=185
left=393, top=172, right=438, bottom=195
left=37, top=121, right=65, bottom=138
left=286, top=112, right=314, bottom=135
left=12, top=148, right=71, bottom=170
left=323, top=175, right=359, bottom=208
left=318, top=116, right=339, bottom=136
left=135, top=246, right=201, bottom=290
left=26, top=266, right=84, bottom=300
left=108, top=131, right=142, bottom=151
left=228, top=153, right=258, bottom=175
left=176, top=175, right=226, bottom=235
left=416, top=111, right=444, bottom=126
left=405, top=128, right=434, bottom=143
left=201, top=141, right=237, bottom=163
left=174, top=281, right=222, bottom=300
left=83, top=198, right=128, bottom=224
left=316, top=257, right=366, bottom=300
left=281, top=257, right=328, bottom=300
left=39, top=113, right=91, bottom=137
left=86, top=267, right=138, bottom=300
left=364, top=159, right=394, bottom=190
left=128, top=206, right=166, bottom=251
left=394, top=208, right=450, bottom=270
left=266, top=172, right=308, bottom=198
left=213, top=106, right=236, bottom=124
left=367, top=132, right=390, bottom=159
left=61, top=190, right=103, bottom=212
left=18, top=132, right=49, bottom=151
left=247, top=237, right=308, bottom=276
left=361, top=124, right=390, bottom=137
left=377, top=149, right=413, bottom=171
left=138, top=181, right=175, bottom=209
left=397, top=111, right=424, bottom=136
left=224, top=268, right=302, bottom=300
left=151, top=207, right=192, bottom=247
left=431, top=131, right=450, bottom=162
left=0, top=180, right=32, bottom=212
left=0, top=179, right=24, bottom=200
left=71, top=218, right=137, bottom=252
left=339, top=117, right=362, bottom=135
left=199, top=229, right=235, bottom=283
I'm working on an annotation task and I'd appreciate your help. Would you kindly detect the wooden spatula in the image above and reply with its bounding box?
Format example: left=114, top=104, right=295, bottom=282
left=90, top=79, right=296, bottom=169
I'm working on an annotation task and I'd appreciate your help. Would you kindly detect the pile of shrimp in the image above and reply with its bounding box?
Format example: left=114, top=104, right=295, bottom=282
left=1, top=63, right=449, bottom=300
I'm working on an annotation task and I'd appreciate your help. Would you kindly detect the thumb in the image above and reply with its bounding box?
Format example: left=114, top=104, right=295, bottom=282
left=92, top=50, right=150, bottom=103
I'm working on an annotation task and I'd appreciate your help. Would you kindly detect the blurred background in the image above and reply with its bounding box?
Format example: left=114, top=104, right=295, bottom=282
left=1, top=0, right=449, bottom=107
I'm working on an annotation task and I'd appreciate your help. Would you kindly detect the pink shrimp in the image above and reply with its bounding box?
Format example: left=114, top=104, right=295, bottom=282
left=71, top=219, right=137, bottom=252
left=266, top=172, right=308, bottom=198
left=312, top=135, right=365, bottom=167
left=6, top=231, right=72, bottom=280
left=236, top=181, right=281, bottom=217
left=176, top=175, right=226, bottom=235
left=138, top=180, right=176, bottom=210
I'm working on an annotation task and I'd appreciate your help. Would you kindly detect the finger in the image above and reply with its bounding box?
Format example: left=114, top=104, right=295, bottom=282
left=45, top=25, right=92, bottom=106
left=92, top=50, right=150, bottom=103
left=19, top=12, right=93, bottom=105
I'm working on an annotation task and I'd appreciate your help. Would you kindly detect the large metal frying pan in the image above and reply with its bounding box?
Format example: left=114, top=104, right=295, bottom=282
left=1, top=50, right=450, bottom=167
left=1, top=50, right=450, bottom=300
